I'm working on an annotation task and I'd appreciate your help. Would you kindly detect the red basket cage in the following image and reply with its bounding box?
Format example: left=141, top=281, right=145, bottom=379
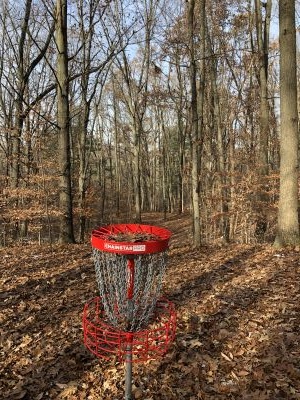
left=83, top=297, right=176, bottom=363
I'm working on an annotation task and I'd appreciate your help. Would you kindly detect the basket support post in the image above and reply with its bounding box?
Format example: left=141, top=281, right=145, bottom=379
left=125, top=258, right=134, bottom=399
left=125, top=333, right=133, bottom=400
left=127, top=258, right=135, bottom=299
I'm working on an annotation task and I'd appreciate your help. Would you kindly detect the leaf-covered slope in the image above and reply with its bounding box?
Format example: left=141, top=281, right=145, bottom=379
left=1, top=216, right=299, bottom=399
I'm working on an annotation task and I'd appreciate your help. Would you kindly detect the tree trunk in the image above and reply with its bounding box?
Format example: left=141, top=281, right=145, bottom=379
left=10, top=0, right=32, bottom=191
left=56, top=0, right=75, bottom=243
left=206, top=20, right=229, bottom=242
left=133, top=118, right=142, bottom=222
left=78, top=121, right=87, bottom=243
left=255, top=0, right=272, bottom=175
left=254, top=0, right=272, bottom=240
left=274, top=0, right=299, bottom=247
left=173, top=50, right=187, bottom=214
left=112, top=86, right=121, bottom=217
left=187, top=0, right=201, bottom=247
left=211, top=64, right=229, bottom=242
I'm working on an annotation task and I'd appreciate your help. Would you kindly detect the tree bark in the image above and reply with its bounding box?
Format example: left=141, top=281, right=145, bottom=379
left=77, top=0, right=93, bottom=243
left=132, top=117, right=142, bottom=222
left=56, top=0, right=75, bottom=243
left=254, top=0, right=272, bottom=240
left=187, top=0, right=201, bottom=247
left=172, top=49, right=187, bottom=214
left=274, top=0, right=299, bottom=247
left=10, top=0, right=32, bottom=191
left=254, top=0, right=272, bottom=175
left=206, top=20, right=229, bottom=242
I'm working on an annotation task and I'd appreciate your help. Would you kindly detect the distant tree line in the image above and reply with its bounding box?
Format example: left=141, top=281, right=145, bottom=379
left=0, top=0, right=299, bottom=247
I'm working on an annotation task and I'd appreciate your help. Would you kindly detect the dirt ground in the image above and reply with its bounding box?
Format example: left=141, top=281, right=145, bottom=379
left=1, top=213, right=300, bottom=399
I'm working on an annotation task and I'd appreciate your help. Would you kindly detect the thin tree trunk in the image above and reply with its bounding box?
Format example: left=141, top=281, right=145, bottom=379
left=255, top=0, right=271, bottom=175
left=112, top=89, right=121, bottom=217
left=78, top=100, right=88, bottom=242
left=133, top=118, right=142, bottom=222
left=173, top=49, right=187, bottom=214
left=254, top=0, right=272, bottom=240
left=206, top=20, right=229, bottom=241
left=211, top=65, right=229, bottom=241
left=56, top=0, right=75, bottom=243
left=11, top=0, right=32, bottom=191
left=274, top=0, right=299, bottom=247
left=187, top=0, right=201, bottom=246
left=10, top=0, right=32, bottom=240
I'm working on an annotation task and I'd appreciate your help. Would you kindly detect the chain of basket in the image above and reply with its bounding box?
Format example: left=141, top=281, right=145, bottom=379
left=92, top=249, right=167, bottom=332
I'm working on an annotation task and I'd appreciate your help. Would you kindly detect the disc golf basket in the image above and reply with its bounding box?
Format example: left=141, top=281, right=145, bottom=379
left=83, top=224, right=176, bottom=400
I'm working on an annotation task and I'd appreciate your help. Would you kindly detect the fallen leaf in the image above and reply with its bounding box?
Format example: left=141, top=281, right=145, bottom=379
left=58, top=383, right=78, bottom=399
left=237, top=370, right=250, bottom=377
left=221, top=352, right=232, bottom=362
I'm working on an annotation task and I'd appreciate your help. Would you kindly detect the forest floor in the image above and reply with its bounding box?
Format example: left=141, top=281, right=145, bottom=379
left=1, top=213, right=300, bottom=400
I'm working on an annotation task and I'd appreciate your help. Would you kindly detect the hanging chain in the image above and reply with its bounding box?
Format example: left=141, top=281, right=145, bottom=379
left=92, top=249, right=167, bottom=331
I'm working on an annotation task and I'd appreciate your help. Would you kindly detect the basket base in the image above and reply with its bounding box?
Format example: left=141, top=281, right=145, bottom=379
left=83, top=297, right=176, bottom=363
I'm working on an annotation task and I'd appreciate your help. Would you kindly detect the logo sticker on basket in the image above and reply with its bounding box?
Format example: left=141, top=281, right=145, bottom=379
left=104, top=243, right=146, bottom=252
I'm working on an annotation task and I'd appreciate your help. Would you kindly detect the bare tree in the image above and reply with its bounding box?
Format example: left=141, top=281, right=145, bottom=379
left=254, top=0, right=272, bottom=239
left=0, top=0, right=55, bottom=239
left=274, top=0, right=299, bottom=247
left=114, top=0, right=155, bottom=222
left=56, top=0, right=75, bottom=243
left=187, top=0, right=205, bottom=246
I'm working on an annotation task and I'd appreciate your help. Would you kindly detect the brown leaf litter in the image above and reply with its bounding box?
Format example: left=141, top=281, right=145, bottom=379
left=1, top=214, right=300, bottom=399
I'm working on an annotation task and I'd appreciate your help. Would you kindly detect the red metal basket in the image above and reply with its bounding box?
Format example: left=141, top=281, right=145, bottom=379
left=91, top=223, right=172, bottom=254
left=83, top=297, right=176, bottom=363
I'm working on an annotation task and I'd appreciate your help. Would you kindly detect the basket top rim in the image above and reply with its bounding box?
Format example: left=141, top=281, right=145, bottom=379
left=91, top=223, right=172, bottom=254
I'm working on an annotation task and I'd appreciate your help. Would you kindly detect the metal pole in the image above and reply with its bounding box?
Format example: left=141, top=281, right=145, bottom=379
left=125, top=337, right=133, bottom=400
left=125, top=257, right=134, bottom=400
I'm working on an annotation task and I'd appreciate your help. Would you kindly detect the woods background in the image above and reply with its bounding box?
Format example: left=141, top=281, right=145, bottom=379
left=0, top=0, right=299, bottom=246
